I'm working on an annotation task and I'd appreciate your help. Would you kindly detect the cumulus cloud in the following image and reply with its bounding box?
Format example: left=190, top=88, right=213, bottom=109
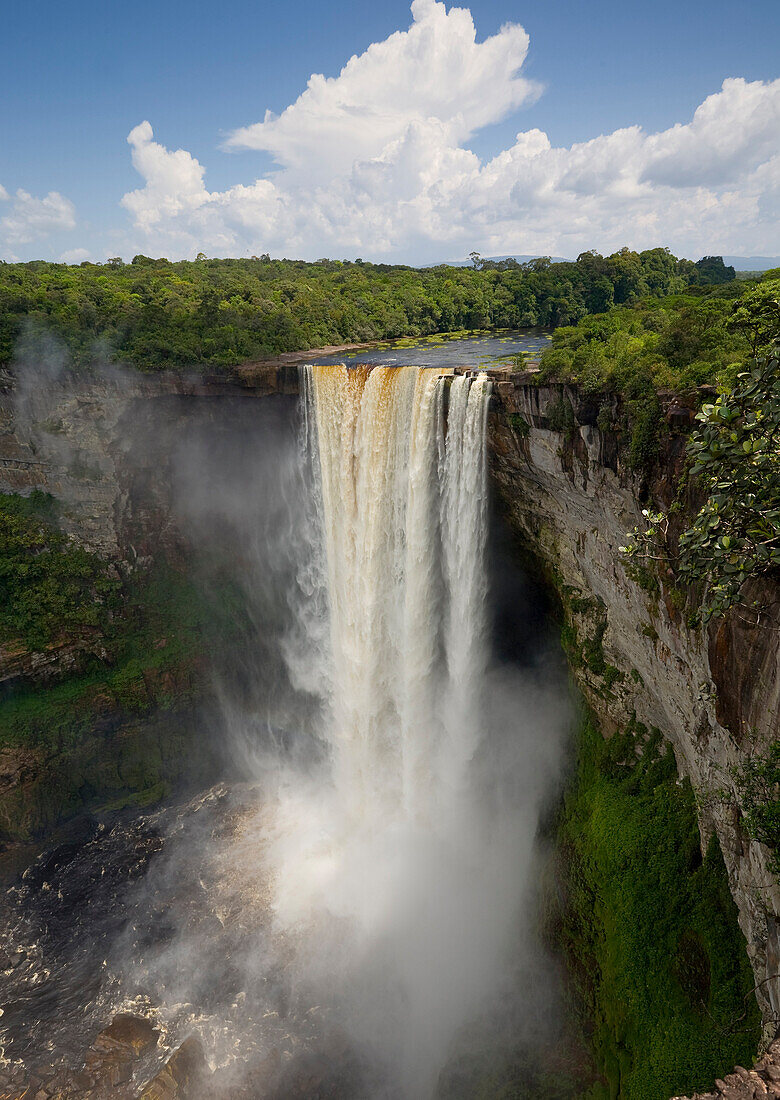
left=59, top=247, right=92, bottom=264
left=643, top=78, right=780, bottom=188
left=118, top=2, right=780, bottom=262
left=0, top=188, right=76, bottom=246
left=226, top=0, right=538, bottom=178
left=122, top=121, right=210, bottom=230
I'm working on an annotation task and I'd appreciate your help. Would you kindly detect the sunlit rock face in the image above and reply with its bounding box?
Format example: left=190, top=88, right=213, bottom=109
left=488, top=374, right=780, bottom=1030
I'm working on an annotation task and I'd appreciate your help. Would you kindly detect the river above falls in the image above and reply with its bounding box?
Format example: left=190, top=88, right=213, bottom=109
left=307, top=327, right=551, bottom=369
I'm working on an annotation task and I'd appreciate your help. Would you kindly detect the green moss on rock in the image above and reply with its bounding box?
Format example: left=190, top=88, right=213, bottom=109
left=0, top=562, right=222, bottom=840
left=0, top=705, right=218, bottom=841
left=557, top=717, right=760, bottom=1100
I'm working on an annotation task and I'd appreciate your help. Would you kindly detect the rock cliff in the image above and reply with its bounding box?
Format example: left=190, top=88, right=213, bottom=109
left=488, top=374, right=780, bottom=1032
left=0, top=364, right=296, bottom=839
left=2, top=359, right=779, bottom=1059
left=0, top=363, right=298, bottom=562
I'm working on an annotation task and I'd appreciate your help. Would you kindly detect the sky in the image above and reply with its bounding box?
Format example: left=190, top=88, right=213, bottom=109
left=1, top=0, right=779, bottom=265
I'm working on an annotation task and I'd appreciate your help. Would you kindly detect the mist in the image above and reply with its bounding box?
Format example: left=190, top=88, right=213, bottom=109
left=107, top=365, right=574, bottom=1097
left=0, top=342, right=573, bottom=1096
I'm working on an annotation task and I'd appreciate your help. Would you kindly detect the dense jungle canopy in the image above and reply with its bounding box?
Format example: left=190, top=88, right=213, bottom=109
left=0, top=248, right=737, bottom=372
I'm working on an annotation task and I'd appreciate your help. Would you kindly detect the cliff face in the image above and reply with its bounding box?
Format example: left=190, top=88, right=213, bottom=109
left=488, top=375, right=780, bottom=1029
left=2, top=362, right=779, bottom=1034
left=0, top=363, right=298, bottom=564
left=0, top=365, right=297, bottom=838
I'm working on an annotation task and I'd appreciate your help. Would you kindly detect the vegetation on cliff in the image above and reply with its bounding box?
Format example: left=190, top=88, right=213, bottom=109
left=1, top=248, right=722, bottom=371
left=730, top=744, right=780, bottom=880
left=536, top=272, right=779, bottom=398
left=637, top=350, right=780, bottom=621
left=621, top=275, right=780, bottom=620
left=0, top=564, right=207, bottom=744
left=557, top=718, right=761, bottom=1100
left=0, top=498, right=219, bottom=836
left=0, top=491, right=121, bottom=651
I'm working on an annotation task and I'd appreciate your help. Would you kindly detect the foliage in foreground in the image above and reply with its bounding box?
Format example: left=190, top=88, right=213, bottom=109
left=558, top=718, right=760, bottom=1100
left=621, top=276, right=780, bottom=620
left=1, top=247, right=725, bottom=371
left=629, top=353, right=780, bottom=620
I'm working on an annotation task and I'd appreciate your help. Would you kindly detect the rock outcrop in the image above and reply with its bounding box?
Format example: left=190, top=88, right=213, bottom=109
left=0, top=1013, right=212, bottom=1100
left=488, top=373, right=780, bottom=1033
left=138, top=1038, right=210, bottom=1100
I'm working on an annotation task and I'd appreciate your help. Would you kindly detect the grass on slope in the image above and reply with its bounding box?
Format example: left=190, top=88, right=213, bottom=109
left=557, top=718, right=760, bottom=1100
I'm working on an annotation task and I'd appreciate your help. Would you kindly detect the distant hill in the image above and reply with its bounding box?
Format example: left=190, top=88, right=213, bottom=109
left=721, top=256, right=780, bottom=271
left=427, top=254, right=571, bottom=267
left=431, top=254, right=779, bottom=272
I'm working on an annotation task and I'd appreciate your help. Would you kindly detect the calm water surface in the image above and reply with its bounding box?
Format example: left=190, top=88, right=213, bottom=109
left=309, top=328, right=551, bottom=369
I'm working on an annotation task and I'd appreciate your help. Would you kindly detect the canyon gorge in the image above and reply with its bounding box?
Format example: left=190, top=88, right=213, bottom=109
left=0, top=353, right=777, bottom=1098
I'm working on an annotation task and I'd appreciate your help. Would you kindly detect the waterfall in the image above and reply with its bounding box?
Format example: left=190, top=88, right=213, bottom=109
left=260, top=363, right=564, bottom=1099
left=303, top=364, right=492, bottom=826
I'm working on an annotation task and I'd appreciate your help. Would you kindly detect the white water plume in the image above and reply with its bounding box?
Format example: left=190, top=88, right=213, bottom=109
left=253, top=364, right=568, bottom=1097
left=301, top=365, right=493, bottom=825
left=0, top=359, right=569, bottom=1098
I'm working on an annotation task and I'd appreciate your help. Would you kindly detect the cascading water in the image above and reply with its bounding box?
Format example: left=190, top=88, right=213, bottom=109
left=256, top=363, right=565, bottom=1097
left=0, top=361, right=569, bottom=1099
left=304, top=365, right=492, bottom=825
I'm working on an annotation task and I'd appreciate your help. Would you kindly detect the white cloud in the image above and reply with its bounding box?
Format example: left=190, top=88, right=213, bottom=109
left=59, top=247, right=91, bottom=264
left=643, top=78, right=780, bottom=188
left=122, top=121, right=210, bottom=230
left=1, top=188, right=76, bottom=246
left=226, top=0, right=538, bottom=179
left=118, top=2, right=780, bottom=263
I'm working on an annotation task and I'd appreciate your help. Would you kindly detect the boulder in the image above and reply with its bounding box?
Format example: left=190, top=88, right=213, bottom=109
left=138, top=1038, right=210, bottom=1099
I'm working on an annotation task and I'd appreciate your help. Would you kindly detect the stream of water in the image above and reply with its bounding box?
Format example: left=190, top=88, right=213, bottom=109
left=308, top=329, right=551, bottom=369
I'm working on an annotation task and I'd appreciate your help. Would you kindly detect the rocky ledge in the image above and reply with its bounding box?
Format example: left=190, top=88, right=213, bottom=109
left=0, top=1010, right=360, bottom=1099
left=672, top=1040, right=780, bottom=1099
left=0, top=1013, right=209, bottom=1100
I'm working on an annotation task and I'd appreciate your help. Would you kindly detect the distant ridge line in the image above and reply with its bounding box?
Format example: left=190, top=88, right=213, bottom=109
left=721, top=256, right=780, bottom=271
left=425, top=254, right=571, bottom=268
left=427, top=254, right=780, bottom=271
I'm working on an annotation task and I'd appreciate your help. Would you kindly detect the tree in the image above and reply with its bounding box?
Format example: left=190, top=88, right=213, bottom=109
left=607, top=248, right=645, bottom=303
left=694, top=256, right=736, bottom=285
left=640, top=247, right=679, bottom=294
left=679, top=352, right=780, bottom=618
left=585, top=274, right=615, bottom=314
left=730, top=278, right=780, bottom=356
left=622, top=277, right=780, bottom=620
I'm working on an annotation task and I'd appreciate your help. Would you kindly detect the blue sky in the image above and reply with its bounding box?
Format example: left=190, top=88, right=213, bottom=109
left=1, top=0, right=779, bottom=263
